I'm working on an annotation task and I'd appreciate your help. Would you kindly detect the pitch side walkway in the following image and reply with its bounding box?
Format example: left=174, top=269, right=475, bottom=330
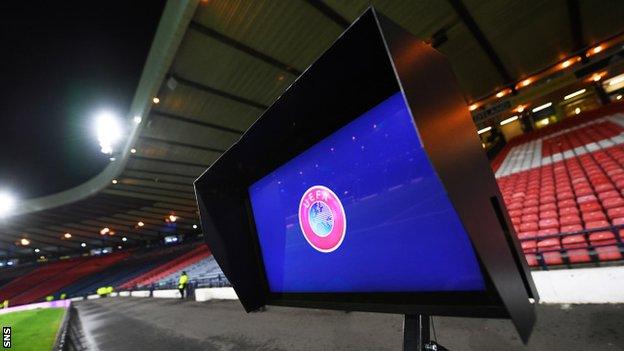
left=74, top=298, right=623, bottom=350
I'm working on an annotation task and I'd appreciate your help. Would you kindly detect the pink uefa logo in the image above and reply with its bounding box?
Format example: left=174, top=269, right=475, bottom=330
left=298, top=185, right=346, bottom=253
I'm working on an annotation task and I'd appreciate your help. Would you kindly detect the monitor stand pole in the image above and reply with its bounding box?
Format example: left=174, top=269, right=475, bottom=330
left=403, top=314, right=430, bottom=351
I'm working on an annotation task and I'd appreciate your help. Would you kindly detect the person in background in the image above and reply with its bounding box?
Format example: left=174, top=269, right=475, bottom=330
left=178, top=271, right=189, bottom=299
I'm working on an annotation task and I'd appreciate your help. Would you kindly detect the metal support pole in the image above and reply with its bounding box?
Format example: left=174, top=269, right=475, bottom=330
left=403, top=314, right=430, bottom=351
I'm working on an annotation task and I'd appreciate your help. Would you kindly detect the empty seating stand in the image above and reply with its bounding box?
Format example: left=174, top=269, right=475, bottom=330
left=119, top=244, right=211, bottom=289
left=152, top=255, right=224, bottom=288
left=61, top=243, right=195, bottom=297
left=494, top=107, right=624, bottom=268
left=0, top=257, right=85, bottom=303
left=9, top=251, right=129, bottom=306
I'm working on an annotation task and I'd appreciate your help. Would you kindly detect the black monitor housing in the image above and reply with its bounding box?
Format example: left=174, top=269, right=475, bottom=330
left=195, top=8, right=538, bottom=344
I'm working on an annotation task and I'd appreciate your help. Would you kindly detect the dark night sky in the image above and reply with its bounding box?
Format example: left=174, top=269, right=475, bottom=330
left=0, top=1, right=166, bottom=198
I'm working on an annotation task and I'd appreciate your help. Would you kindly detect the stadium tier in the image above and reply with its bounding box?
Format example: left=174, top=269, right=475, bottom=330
left=150, top=255, right=224, bottom=288
left=59, top=243, right=198, bottom=298
left=494, top=105, right=624, bottom=267
left=0, top=257, right=86, bottom=303
left=7, top=251, right=129, bottom=306
left=0, top=242, right=225, bottom=306
left=119, top=243, right=211, bottom=289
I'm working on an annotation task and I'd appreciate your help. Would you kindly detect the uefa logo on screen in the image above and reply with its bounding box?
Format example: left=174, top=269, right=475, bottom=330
left=298, top=185, right=346, bottom=253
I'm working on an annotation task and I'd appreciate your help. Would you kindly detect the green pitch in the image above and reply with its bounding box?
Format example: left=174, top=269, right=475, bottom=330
left=0, top=307, right=65, bottom=351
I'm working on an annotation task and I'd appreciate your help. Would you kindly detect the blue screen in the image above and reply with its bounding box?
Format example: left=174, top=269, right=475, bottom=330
left=248, top=92, right=485, bottom=293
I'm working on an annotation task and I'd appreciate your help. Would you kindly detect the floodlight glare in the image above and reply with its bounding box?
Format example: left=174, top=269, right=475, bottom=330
left=96, top=111, right=123, bottom=155
left=0, top=192, right=16, bottom=217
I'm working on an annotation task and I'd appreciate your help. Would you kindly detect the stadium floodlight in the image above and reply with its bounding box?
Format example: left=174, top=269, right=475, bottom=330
left=81, top=242, right=87, bottom=247
left=564, top=89, right=586, bottom=100
left=95, top=111, right=123, bottom=155
left=532, top=102, right=552, bottom=113
left=0, top=192, right=16, bottom=218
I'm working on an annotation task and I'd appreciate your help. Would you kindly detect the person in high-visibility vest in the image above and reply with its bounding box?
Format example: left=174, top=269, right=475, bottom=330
left=178, top=271, right=189, bottom=299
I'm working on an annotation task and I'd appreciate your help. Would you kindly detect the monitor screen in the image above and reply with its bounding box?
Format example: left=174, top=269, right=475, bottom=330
left=248, top=92, right=485, bottom=293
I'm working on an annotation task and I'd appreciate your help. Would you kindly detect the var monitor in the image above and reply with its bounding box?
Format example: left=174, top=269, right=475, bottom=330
left=248, top=92, right=485, bottom=294
left=195, top=8, right=537, bottom=343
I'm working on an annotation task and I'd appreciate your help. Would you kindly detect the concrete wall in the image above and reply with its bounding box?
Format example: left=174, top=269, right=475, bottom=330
left=131, top=290, right=151, bottom=297
left=195, top=287, right=238, bottom=302
left=153, top=289, right=181, bottom=298
left=532, top=266, right=624, bottom=304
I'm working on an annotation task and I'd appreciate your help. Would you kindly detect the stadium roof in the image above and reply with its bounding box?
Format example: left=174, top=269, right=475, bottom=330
left=2, top=0, right=624, bottom=259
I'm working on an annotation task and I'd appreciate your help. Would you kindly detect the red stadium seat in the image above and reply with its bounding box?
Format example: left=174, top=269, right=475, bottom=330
left=562, top=235, right=591, bottom=263
left=607, top=207, right=624, bottom=220
left=603, top=197, right=624, bottom=209
left=598, top=190, right=620, bottom=201
left=538, top=228, right=559, bottom=237
left=560, top=224, right=583, bottom=233
left=540, top=210, right=558, bottom=219
left=577, top=194, right=598, bottom=204
left=538, top=238, right=563, bottom=265
left=582, top=211, right=607, bottom=222
left=521, top=240, right=539, bottom=267
left=520, top=222, right=539, bottom=232
left=594, top=183, right=615, bottom=192
left=590, top=231, right=622, bottom=261
left=580, top=202, right=602, bottom=213
left=558, top=199, right=576, bottom=209
left=521, top=214, right=539, bottom=223
left=539, top=218, right=559, bottom=230
left=522, top=206, right=539, bottom=215
left=560, top=207, right=579, bottom=216
left=585, top=220, right=610, bottom=230
left=518, top=231, right=537, bottom=240
left=560, top=214, right=582, bottom=226
left=539, top=203, right=557, bottom=211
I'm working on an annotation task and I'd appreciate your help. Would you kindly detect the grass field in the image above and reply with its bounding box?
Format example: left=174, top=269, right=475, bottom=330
left=0, top=307, right=65, bottom=351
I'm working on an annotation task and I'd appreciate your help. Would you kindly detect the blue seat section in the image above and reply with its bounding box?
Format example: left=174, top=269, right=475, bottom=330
left=150, top=256, right=223, bottom=288
left=63, top=244, right=192, bottom=297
